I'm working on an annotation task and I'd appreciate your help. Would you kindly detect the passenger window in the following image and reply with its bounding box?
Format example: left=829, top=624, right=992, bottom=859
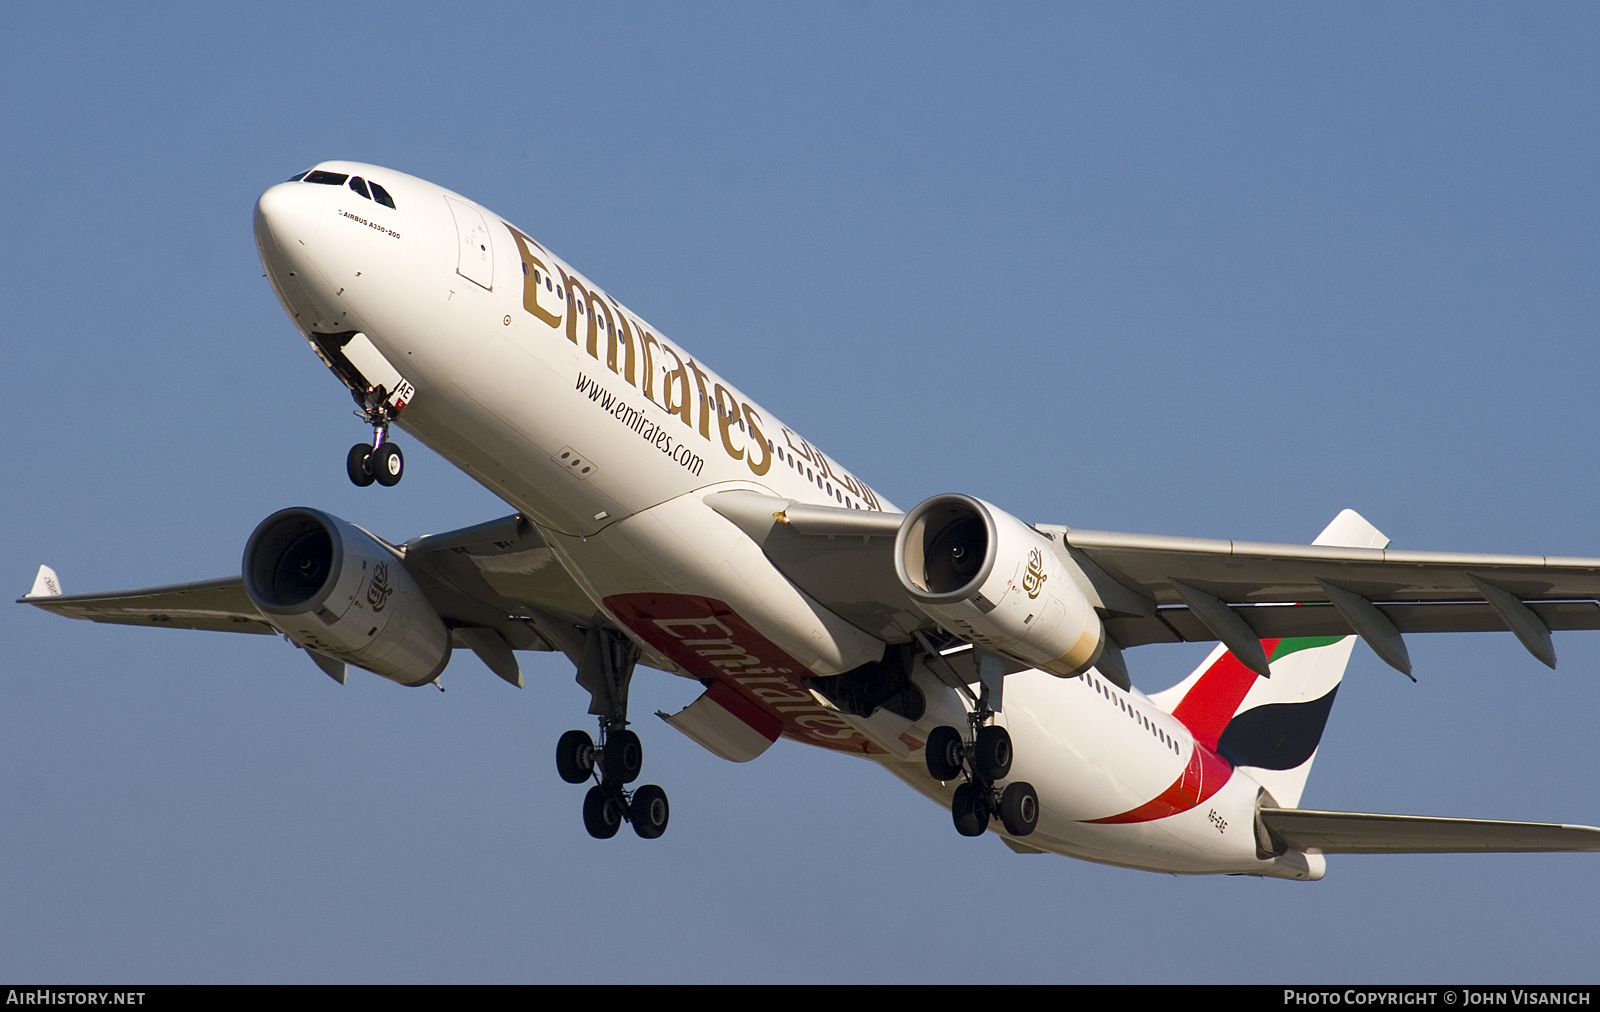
left=304, top=170, right=349, bottom=185
left=369, top=182, right=396, bottom=209
left=349, top=176, right=371, bottom=199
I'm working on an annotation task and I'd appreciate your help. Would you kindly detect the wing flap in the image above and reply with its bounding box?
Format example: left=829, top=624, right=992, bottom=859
left=1260, top=807, right=1600, bottom=854
left=1106, top=599, right=1600, bottom=647
left=657, top=682, right=781, bottom=763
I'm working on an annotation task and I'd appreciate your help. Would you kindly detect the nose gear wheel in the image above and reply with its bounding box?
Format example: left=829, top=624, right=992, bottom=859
left=346, top=444, right=376, bottom=487
left=346, top=392, right=405, bottom=488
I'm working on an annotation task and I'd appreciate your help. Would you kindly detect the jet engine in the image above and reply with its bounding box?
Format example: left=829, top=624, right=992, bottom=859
left=894, top=494, right=1104, bottom=677
left=243, top=507, right=451, bottom=686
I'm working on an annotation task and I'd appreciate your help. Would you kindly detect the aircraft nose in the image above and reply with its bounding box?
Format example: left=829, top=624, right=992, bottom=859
left=255, top=179, right=348, bottom=331
left=254, top=181, right=320, bottom=257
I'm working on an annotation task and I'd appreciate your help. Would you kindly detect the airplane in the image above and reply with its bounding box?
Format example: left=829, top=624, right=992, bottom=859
left=20, top=160, right=1600, bottom=878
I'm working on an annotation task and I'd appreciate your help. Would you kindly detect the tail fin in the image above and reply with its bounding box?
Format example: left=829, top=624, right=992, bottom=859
left=1147, top=509, right=1388, bottom=808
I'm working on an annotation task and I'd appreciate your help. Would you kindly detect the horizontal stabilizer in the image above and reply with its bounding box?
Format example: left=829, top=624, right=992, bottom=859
left=1260, top=807, right=1600, bottom=854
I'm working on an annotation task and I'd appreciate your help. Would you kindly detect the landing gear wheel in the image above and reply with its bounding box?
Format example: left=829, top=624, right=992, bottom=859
left=1000, top=781, right=1039, bottom=837
left=951, top=781, right=989, bottom=837
left=371, top=442, right=404, bottom=486
left=346, top=443, right=375, bottom=487
left=556, top=729, right=596, bottom=784
left=973, top=724, right=1013, bottom=780
left=925, top=725, right=964, bottom=782
left=630, top=784, right=670, bottom=839
left=603, top=728, right=644, bottom=783
left=582, top=784, right=625, bottom=839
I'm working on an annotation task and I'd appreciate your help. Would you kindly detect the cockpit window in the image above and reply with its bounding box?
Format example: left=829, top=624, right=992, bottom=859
left=369, top=181, right=396, bottom=209
left=286, top=170, right=310, bottom=182
left=349, top=176, right=371, bottom=199
left=303, top=170, right=349, bottom=185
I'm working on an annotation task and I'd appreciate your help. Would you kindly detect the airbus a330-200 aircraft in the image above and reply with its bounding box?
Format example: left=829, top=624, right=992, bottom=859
left=24, top=162, right=1600, bottom=877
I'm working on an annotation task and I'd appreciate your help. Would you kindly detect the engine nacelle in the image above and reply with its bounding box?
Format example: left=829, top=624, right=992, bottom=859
left=243, top=507, right=451, bottom=686
left=894, top=494, right=1104, bottom=677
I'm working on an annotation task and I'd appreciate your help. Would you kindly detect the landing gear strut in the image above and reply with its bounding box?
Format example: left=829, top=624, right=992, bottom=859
left=925, top=704, right=1039, bottom=839
left=555, top=627, right=670, bottom=840
left=346, top=391, right=404, bottom=487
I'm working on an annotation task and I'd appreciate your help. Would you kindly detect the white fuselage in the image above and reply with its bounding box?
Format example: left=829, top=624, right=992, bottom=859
left=254, top=161, right=1318, bottom=880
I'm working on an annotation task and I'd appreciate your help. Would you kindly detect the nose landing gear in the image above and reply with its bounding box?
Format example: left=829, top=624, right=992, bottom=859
left=346, top=394, right=404, bottom=487
left=925, top=709, right=1039, bottom=839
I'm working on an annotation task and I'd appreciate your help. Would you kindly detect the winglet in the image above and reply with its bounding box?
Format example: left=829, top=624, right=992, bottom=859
left=26, top=565, right=62, bottom=599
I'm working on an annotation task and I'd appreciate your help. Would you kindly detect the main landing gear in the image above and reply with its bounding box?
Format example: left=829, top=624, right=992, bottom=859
left=556, top=724, right=669, bottom=839
left=346, top=391, right=404, bottom=488
left=555, top=627, right=670, bottom=840
left=925, top=709, right=1039, bottom=839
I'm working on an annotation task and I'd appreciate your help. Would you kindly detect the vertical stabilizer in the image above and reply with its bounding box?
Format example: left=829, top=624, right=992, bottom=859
left=1148, top=509, right=1387, bottom=808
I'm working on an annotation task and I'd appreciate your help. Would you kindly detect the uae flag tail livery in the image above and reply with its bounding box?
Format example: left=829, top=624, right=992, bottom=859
left=1150, top=510, right=1383, bottom=809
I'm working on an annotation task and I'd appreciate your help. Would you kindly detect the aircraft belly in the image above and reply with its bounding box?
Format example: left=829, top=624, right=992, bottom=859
left=548, top=492, right=884, bottom=672
left=539, top=492, right=902, bottom=755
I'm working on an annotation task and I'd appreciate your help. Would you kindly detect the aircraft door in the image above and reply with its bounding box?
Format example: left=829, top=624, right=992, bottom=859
left=445, top=195, right=494, bottom=290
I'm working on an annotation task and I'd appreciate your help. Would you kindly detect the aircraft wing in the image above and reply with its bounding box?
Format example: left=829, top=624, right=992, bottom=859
left=20, top=513, right=599, bottom=657
left=1053, top=526, right=1600, bottom=653
left=22, top=575, right=277, bottom=634
left=1259, top=807, right=1600, bottom=854
left=397, top=512, right=596, bottom=653
left=706, top=492, right=1600, bottom=673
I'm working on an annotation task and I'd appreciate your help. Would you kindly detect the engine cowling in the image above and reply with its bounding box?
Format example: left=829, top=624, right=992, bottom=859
left=242, top=507, right=451, bottom=686
left=894, top=494, right=1104, bottom=677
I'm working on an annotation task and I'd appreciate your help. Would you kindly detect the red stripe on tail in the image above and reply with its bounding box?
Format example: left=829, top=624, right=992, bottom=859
left=1169, top=639, right=1279, bottom=750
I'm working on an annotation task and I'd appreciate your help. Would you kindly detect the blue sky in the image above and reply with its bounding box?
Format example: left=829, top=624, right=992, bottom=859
left=3, top=2, right=1598, bottom=983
